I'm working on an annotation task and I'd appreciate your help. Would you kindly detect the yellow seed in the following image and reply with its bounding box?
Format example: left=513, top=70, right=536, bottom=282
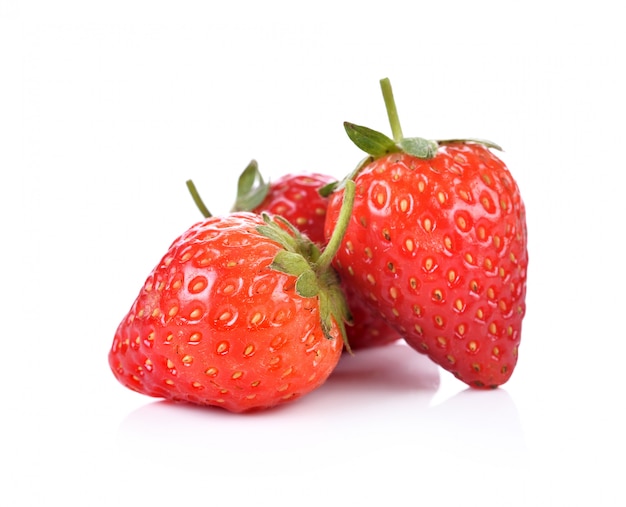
left=423, top=218, right=432, bottom=232
left=181, top=355, right=193, bottom=365
left=457, top=324, right=466, bottom=336
left=166, top=359, right=175, bottom=369
left=231, top=371, right=243, bottom=380
left=189, top=332, right=202, bottom=343
left=367, top=274, right=376, bottom=285
left=189, top=308, right=203, bottom=320
left=489, top=322, right=497, bottom=335
left=437, top=191, right=446, bottom=204
left=390, top=287, right=399, bottom=299
left=243, top=344, right=255, bottom=357
left=418, top=180, right=426, bottom=192
left=437, top=336, right=448, bottom=347
left=250, top=312, right=263, bottom=325
left=446, top=354, right=456, bottom=364
left=364, top=247, right=373, bottom=258
left=405, top=238, right=414, bottom=252
left=468, top=340, right=478, bottom=352
left=455, top=299, right=464, bottom=311
left=400, top=198, right=409, bottom=212
left=164, top=379, right=175, bottom=386
left=219, top=311, right=232, bottom=321
left=205, top=367, right=218, bottom=377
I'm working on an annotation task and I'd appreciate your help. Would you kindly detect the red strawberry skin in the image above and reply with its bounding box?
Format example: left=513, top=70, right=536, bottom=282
left=251, top=172, right=401, bottom=350
left=325, top=143, right=528, bottom=387
left=109, top=212, right=343, bottom=412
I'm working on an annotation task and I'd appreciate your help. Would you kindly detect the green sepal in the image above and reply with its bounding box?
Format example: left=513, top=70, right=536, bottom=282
left=319, top=156, right=372, bottom=197
left=398, top=137, right=439, bottom=159
left=295, top=270, right=319, bottom=298
left=344, top=122, right=397, bottom=157
left=231, top=159, right=271, bottom=212
left=271, top=250, right=311, bottom=276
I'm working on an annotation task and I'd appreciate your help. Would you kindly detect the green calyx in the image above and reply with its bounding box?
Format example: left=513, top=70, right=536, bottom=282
left=343, top=77, right=502, bottom=161
left=231, top=159, right=272, bottom=212
left=257, top=180, right=356, bottom=350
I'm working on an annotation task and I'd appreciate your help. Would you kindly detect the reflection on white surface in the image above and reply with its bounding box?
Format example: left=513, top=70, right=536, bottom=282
left=116, top=343, right=527, bottom=506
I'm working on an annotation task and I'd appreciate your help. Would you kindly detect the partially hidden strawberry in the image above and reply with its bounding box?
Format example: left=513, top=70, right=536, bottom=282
left=324, top=78, right=528, bottom=388
left=229, top=160, right=402, bottom=350
left=109, top=181, right=355, bottom=412
left=231, top=160, right=334, bottom=246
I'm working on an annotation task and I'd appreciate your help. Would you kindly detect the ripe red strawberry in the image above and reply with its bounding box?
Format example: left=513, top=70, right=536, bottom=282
left=189, top=160, right=402, bottom=351
left=324, top=78, right=528, bottom=388
left=109, top=185, right=355, bottom=412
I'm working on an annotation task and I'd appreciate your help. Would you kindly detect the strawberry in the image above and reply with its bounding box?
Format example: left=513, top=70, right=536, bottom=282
left=190, top=160, right=402, bottom=351
left=109, top=182, right=355, bottom=412
left=324, top=78, right=528, bottom=388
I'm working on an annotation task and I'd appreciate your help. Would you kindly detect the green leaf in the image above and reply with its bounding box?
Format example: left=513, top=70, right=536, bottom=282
left=270, top=250, right=312, bottom=277
left=397, top=137, right=439, bottom=159
left=344, top=122, right=397, bottom=157
left=295, top=270, right=319, bottom=298
left=232, top=160, right=271, bottom=212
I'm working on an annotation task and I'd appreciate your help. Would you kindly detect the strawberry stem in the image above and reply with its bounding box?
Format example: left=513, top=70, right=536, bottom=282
left=316, top=179, right=355, bottom=272
left=186, top=179, right=212, bottom=218
left=380, top=78, right=403, bottom=142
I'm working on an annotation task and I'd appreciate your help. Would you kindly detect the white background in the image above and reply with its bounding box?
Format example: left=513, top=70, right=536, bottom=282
left=2, top=1, right=624, bottom=506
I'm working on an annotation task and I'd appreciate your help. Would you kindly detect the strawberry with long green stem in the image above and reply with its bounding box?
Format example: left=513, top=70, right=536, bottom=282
left=324, top=78, right=528, bottom=388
